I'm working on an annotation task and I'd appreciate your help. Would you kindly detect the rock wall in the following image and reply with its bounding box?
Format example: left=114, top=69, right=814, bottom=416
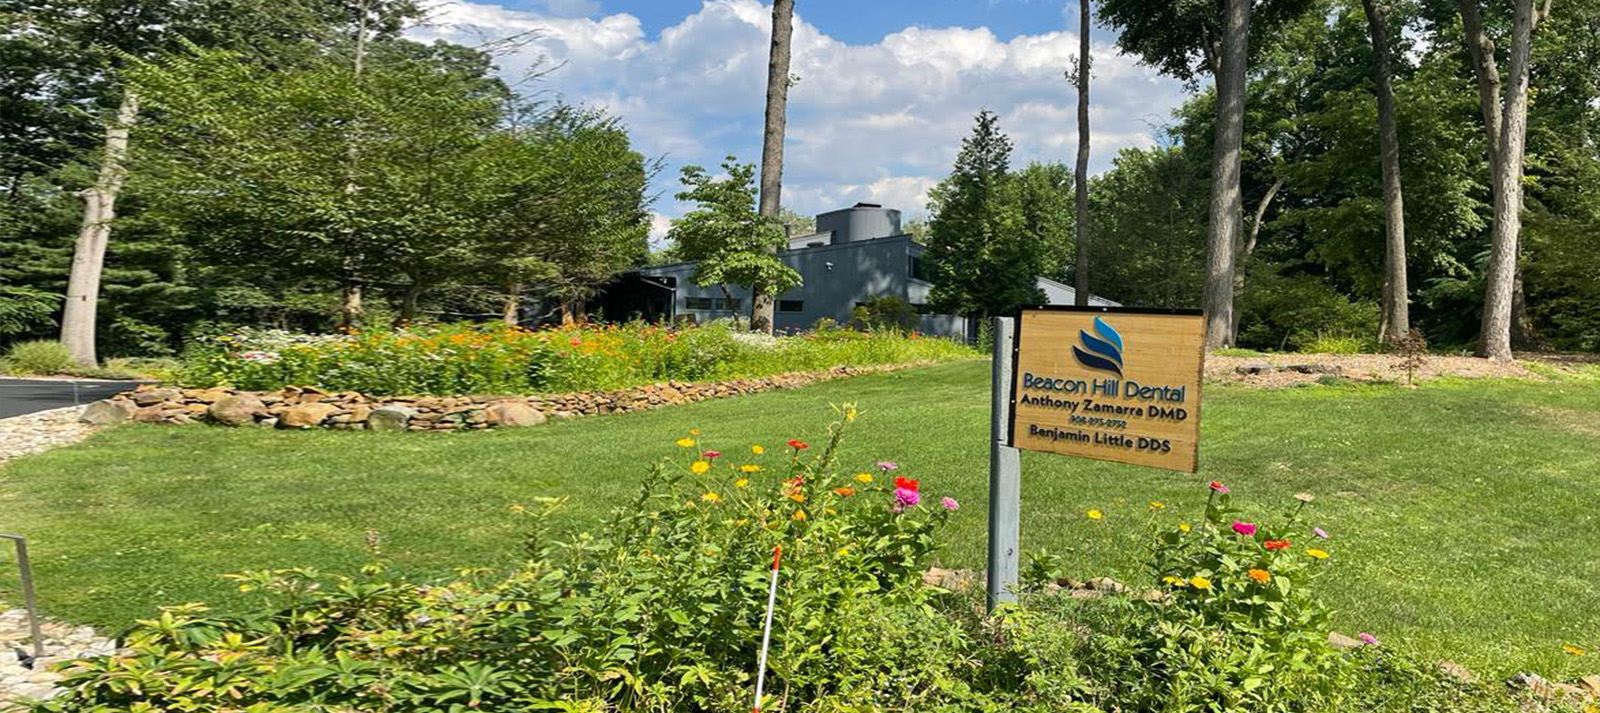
left=80, top=363, right=922, bottom=432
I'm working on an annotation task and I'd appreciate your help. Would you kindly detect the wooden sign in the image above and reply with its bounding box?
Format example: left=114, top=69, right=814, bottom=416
left=1008, top=306, right=1205, bottom=473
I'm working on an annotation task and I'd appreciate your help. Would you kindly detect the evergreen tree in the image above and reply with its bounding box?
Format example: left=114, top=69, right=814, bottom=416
left=924, top=111, right=1046, bottom=321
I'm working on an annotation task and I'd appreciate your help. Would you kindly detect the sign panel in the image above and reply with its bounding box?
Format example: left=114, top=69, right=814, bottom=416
left=1008, top=306, right=1205, bottom=473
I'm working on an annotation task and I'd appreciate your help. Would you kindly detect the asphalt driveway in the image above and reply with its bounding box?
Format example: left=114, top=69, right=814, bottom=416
left=0, top=378, right=147, bottom=419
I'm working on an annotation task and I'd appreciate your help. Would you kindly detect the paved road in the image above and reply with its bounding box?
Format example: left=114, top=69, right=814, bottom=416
left=0, top=378, right=147, bottom=419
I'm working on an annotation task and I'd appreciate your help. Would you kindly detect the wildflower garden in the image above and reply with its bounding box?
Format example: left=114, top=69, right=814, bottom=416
left=3, top=359, right=1597, bottom=712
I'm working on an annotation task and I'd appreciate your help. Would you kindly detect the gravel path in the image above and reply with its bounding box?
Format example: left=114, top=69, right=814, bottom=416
left=0, top=406, right=96, bottom=467
left=0, top=608, right=118, bottom=710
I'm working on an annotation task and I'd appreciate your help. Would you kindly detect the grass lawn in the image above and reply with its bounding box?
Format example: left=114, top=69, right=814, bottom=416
left=1, top=361, right=1597, bottom=679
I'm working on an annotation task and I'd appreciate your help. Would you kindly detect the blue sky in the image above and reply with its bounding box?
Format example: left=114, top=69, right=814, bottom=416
left=413, top=0, right=1189, bottom=241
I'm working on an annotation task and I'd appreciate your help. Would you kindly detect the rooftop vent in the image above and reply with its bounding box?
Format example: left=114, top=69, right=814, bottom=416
left=853, top=202, right=882, bottom=209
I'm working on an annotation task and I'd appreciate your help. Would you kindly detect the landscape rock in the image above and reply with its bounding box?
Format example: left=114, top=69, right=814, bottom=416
left=78, top=399, right=133, bottom=425
left=279, top=402, right=340, bottom=429
left=1328, top=632, right=1364, bottom=650
left=131, top=387, right=180, bottom=406
left=368, top=405, right=417, bottom=431
left=1439, top=660, right=1477, bottom=684
left=483, top=401, right=546, bottom=427
left=1282, top=363, right=1341, bottom=375
left=208, top=395, right=266, bottom=427
left=1235, top=362, right=1273, bottom=376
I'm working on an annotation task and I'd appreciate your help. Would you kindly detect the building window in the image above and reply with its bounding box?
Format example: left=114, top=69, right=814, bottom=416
left=778, top=300, right=805, bottom=313
left=911, top=303, right=932, bottom=315
left=909, top=255, right=927, bottom=281
left=685, top=297, right=742, bottom=312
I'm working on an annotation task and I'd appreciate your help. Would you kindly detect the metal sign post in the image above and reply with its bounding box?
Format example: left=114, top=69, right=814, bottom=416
left=1, top=533, right=43, bottom=660
left=986, top=317, right=1021, bottom=612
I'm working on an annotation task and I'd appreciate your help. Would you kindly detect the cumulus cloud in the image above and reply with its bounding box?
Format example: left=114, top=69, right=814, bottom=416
left=412, top=0, right=1187, bottom=222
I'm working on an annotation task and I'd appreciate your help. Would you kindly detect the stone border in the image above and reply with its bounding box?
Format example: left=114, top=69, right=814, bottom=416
left=79, top=363, right=931, bottom=432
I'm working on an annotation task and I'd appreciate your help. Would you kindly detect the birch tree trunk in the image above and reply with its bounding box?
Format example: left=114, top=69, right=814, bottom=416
left=1203, top=0, right=1250, bottom=349
left=1072, top=0, right=1092, bottom=307
left=502, top=281, right=521, bottom=326
left=1363, top=0, right=1410, bottom=345
left=60, top=91, right=139, bottom=367
left=752, top=0, right=794, bottom=335
left=1478, top=0, right=1538, bottom=361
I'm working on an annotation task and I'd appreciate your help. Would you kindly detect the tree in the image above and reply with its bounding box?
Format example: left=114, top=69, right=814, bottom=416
left=1072, top=0, right=1093, bottom=306
left=1100, top=0, right=1314, bottom=348
left=925, top=111, right=1047, bottom=321
left=669, top=158, right=801, bottom=323
left=753, top=0, right=795, bottom=335
left=1457, top=0, right=1549, bottom=360
left=1361, top=0, right=1410, bottom=344
left=484, top=106, right=653, bottom=324
left=1087, top=146, right=1208, bottom=309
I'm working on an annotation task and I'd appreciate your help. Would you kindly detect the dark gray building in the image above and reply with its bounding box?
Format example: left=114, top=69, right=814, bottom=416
left=597, top=202, right=1116, bottom=339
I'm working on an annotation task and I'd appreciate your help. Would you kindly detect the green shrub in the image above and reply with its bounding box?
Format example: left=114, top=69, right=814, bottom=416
left=178, top=322, right=976, bottom=396
left=1300, top=334, right=1373, bottom=354
left=851, top=295, right=920, bottom=333
left=1237, top=271, right=1380, bottom=352
left=1, top=339, right=74, bottom=375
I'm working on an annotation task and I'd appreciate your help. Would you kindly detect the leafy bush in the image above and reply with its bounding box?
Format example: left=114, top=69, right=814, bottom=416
left=1300, top=333, right=1373, bottom=354
left=1238, top=271, right=1380, bottom=352
left=179, top=321, right=976, bottom=395
left=0, top=286, right=59, bottom=338
left=851, top=295, right=920, bottom=333
left=1, top=339, right=74, bottom=375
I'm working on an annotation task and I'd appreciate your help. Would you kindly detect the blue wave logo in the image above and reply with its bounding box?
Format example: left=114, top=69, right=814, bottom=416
left=1072, top=317, right=1125, bottom=377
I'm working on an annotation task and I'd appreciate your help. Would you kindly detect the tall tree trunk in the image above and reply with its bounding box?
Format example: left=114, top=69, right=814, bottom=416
left=396, top=280, right=424, bottom=326
left=1230, top=176, right=1284, bottom=343
left=1478, top=0, right=1538, bottom=361
left=60, top=91, right=139, bottom=367
left=752, top=0, right=795, bottom=335
left=1363, top=0, right=1410, bottom=345
left=1203, top=0, right=1249, bottom=349
left=1072, top=0, right=1092, bottom=306
left=341, top=282, right=364, bottom=328
left=502, top=280, right=521, bottom=326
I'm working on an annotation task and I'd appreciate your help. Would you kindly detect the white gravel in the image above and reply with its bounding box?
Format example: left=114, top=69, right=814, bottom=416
left=0, top=608, right=119, bottom=710
left=0, top=406, right=96, bottom=467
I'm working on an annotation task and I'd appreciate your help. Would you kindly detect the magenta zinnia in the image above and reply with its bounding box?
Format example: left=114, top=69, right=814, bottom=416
left=1232, top=521, right=1258, bottom=536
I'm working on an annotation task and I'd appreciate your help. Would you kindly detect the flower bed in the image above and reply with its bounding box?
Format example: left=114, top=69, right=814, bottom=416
left=179, top=322, right=976, bottom=396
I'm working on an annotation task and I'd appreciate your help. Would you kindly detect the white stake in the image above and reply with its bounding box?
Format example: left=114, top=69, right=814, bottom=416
left=753, top=544, right=782, bottom=712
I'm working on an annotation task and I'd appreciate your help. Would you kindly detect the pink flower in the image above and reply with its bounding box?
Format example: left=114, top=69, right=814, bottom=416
left=1232, top=521, right=1258, bottom=536
left=876, top=461, right=899, bottom=471
left=1314, top=527, right=1330, bottom=540
left=1209, top=480, right=1230, bottom=494
left=702, top=450, right=722, bottom=461
left=941, top=496, right=959, bottom=511
left=1358, top=633, right=1380, bottom=647
left=894, top=487, right=921, bottom=510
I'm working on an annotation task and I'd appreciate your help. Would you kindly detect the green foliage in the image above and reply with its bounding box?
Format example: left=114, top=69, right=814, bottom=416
left=851, top=295, right=920, bottom=333
left=925, top=112, right=1061, bottom=319
left=669, top=158, right=801, bottom=323
left=1236, top=270, right=1380, bottom=351
left=179, top=322, right=976, bottom=395
left=1, top=339, right=74, bottom=375
left=1086, top=146, right=1208, bottom=308
left=0, top=286, right=59, bottom=338
left=34, top=411, right=988, bottom=712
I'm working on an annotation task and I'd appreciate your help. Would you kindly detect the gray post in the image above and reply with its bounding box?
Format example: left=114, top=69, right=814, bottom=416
left=1, top=534, right=43, bottom=659
left=987, top=317, right=1021, bottom=612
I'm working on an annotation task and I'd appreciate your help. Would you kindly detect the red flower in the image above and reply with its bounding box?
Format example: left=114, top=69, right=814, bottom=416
left=894, top=476, right=920, bottom=492
left=1209, top=480, right=1230, bottom=494
left=1264, top=539, right=1291, bottom=551
left=787, top=439, right=809, bottom=450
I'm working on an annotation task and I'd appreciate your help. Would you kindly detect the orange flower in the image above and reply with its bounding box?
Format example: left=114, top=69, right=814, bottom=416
left=834, top=487, right=856, bottom=497
left=1264, top=540, right=1291, bottom=551
left=1247, top=568, right=1272, bottom=584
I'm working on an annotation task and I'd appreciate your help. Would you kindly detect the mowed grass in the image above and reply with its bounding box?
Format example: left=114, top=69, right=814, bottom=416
left=1, top=361, right=1597, bottom=679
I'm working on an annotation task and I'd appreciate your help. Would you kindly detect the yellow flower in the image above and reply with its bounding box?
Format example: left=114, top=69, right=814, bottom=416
left=845, top=407, right=858, bottom=422
left=854, top=473, right=873, bottom=483
left=1189, top=576, right=1213, bottom=590
left=1563, top=644, right=1587, bottom=656
left=1087, top=509, right=1103, bottom=520
left=1162, top=575, right=1187, bottom=587
left=701, top=492, right=721, bottom=503
left=751, top=445, right=765, bottom=455
left=1149, top=501, right=1166, bottom=510
left=740, top=464, right=763, bottom=473
left=689, top=428, right=700, bottom=436
left=836, top=547, right=851, bottom=557
left=1247, top=568, right=1272, bottom=584
left=792, top=509, right=807, bottom=521
left=734, top=478, right=749, bottom=488
left=789, top=493, right=806, bottom=503
left=508, top=504, right=526, bottom=513
left=1307, top=548, right=1330, bottom=560
left=675, top=438, right=695, bottom=448
left=690, top=460, right=711, bottom=475
left=1179, top=523, right=1192, bottom=533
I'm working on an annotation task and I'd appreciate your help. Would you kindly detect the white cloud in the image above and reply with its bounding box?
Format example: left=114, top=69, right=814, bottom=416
left=412, top=0, right=1188, bottom=222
